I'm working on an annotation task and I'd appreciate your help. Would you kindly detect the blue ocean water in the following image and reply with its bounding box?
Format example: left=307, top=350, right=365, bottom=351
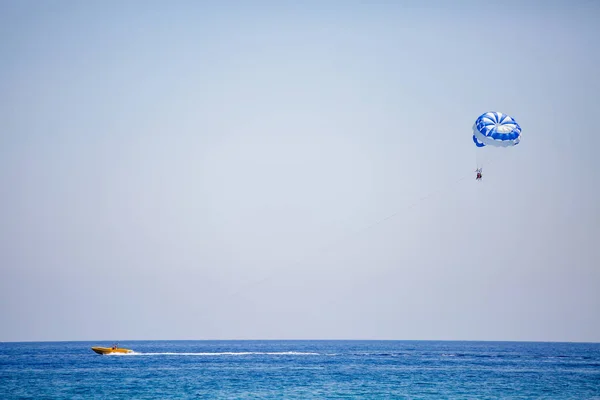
left=1, top=340, right=599, bottom=399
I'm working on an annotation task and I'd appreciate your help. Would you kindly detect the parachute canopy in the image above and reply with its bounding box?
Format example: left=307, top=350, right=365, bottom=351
left=472, top=111, right=521, bottom=148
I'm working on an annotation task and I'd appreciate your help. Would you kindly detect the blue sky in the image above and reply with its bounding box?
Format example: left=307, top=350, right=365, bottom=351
left=1, top=0, right=599, bottom=342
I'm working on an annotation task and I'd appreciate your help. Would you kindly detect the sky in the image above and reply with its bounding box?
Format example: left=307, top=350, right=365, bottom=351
left=1, top=0, right=599, bottom=343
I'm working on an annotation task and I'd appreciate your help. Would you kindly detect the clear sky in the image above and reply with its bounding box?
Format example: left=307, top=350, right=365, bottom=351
left=1, top=0, right=599, bottom=342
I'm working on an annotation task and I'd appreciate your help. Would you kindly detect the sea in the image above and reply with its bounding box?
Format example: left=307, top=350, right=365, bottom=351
left=1, top=340, right=599, bottom=399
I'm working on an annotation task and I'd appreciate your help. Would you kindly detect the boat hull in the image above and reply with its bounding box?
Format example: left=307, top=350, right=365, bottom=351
left=91, top=347, right=133, bottom=355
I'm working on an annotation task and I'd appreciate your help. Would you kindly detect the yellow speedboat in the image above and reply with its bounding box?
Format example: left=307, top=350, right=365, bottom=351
left=91, top=345, right=133, bottom=355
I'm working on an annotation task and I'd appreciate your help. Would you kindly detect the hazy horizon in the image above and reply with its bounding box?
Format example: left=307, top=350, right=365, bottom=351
left=1, top=0, right=599, bottom=343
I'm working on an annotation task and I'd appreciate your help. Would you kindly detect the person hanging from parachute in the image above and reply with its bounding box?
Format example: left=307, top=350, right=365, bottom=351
left=472, top=111, right=522, bottom=179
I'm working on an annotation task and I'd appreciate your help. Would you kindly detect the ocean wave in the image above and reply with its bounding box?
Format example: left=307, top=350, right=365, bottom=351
left=350, top=352, right=409, bottom=357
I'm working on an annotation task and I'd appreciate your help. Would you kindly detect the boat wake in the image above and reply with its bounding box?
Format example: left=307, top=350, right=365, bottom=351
left=113, top=351, right=322, bottom=356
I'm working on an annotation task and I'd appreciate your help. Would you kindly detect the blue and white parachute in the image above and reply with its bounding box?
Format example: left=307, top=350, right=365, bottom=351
left=472, top=111, right=521, bottom=148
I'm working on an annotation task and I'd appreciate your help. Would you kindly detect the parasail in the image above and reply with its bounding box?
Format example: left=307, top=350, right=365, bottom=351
left=472, top=111, right=521, bottom=148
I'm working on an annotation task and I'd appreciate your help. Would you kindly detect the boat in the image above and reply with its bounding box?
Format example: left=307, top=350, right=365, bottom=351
left=91, top=344, right=133, bottom=355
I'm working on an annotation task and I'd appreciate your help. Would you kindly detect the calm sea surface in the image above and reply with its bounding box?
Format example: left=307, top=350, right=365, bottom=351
left=1, top=340, right=599, bottom=399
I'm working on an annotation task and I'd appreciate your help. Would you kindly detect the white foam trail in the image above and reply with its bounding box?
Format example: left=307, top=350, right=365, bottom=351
left=120, top=351, right=321, bottom=356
